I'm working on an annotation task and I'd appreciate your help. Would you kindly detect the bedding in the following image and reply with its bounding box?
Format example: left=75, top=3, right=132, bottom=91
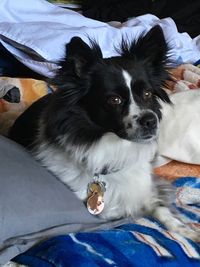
left=0, top=0, right=200, bottom=77
left=0, top=77, right=50, bottom=136
left=4, top=177, right=200, bottom=267
left=0, top=135, right=132, bottom=265
left=1, top=1, right=200, bottom=266
left=154, top=64, right=200, bottom=179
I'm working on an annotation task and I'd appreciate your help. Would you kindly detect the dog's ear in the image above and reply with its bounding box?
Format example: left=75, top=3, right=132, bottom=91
left=65, top=37, right=102, bottom=77
left=121, top=25, right=168, bottom=65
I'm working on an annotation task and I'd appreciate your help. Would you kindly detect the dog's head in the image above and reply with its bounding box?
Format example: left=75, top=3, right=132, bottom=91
left=48, top=26, right=171, bottom=145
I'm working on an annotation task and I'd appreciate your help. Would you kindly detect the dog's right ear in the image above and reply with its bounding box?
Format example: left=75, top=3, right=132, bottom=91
left=65, top=37, right=102, bottom=77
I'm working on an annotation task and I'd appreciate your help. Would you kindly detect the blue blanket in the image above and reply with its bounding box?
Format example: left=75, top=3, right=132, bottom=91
left=12, top=177, right=200, bottom=267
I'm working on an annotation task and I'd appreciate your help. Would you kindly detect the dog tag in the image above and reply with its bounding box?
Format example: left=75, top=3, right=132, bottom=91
left=87, top=181, right=106, bottom=215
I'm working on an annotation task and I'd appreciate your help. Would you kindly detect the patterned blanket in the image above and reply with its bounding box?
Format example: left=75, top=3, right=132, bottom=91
left=7, top=177, right=200, bottom=267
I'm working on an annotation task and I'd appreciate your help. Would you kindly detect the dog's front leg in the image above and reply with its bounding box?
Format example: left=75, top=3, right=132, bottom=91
left=149, top=178, right=200, bottom=242
left=152, top=205, right=200, bottom=242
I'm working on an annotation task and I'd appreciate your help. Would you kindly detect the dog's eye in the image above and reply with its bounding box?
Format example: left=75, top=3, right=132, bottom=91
left=143, top=91, right=152, bottom=100
left=107, top=96, right=122, bottom=106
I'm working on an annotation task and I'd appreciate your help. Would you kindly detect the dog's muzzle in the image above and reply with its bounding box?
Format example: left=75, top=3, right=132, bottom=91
left=123, top=111, right=159, bottom=142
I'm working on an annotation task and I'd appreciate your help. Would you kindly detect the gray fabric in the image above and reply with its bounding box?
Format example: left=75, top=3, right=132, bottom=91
left=0, top=136, right=131, bottom=265
left=0, top=136, right=102, bottom=241
left=0, top=136, right=111, bottom=264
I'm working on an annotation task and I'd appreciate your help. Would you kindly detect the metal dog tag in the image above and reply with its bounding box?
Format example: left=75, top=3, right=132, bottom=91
left=87, top=181, right=106, bottom=215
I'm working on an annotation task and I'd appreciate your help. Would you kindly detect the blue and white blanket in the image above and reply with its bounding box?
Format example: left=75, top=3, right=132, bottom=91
left=8, top=177, right=200, bottom=267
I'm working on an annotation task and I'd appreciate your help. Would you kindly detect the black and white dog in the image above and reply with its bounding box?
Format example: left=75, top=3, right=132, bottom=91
left=9, top=26, right=199, bottom=241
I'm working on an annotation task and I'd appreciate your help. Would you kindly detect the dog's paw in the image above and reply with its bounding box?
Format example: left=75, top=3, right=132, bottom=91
left=153, top=206, right=200, bottom=243
left=171, top=222, right=200, bottom=243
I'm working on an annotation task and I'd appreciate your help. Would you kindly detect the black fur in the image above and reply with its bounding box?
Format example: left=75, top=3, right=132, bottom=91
left=9, top=25, right=171, bottom=148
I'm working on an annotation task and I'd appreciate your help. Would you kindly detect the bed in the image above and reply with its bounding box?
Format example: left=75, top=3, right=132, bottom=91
left=1, top=1, right=200, bottom=266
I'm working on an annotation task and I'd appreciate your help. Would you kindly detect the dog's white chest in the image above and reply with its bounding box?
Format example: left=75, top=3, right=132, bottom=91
left=96, top=164, right=153, bottom=219
left=35, top=136, right=156, bottom=220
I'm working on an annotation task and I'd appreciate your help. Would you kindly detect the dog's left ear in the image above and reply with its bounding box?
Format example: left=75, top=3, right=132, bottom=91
left=121, top=25, right=168, bottom=65
left=65, top=37, right=102, bottom=77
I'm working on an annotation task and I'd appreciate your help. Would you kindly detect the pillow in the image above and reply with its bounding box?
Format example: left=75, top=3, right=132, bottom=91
left=0, top=136, right=107, bottom=264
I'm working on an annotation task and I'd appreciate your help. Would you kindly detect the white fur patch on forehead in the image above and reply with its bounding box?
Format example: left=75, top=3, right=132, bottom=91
left=122, top=70, right=132, bottom=89
left=122, top=70, right=140, bottom=119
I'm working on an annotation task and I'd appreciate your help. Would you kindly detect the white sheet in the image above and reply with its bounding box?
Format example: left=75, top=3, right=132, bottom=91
left=0, top=0, right=200, bottom=77
left=158, top=90, right=200, bottom=165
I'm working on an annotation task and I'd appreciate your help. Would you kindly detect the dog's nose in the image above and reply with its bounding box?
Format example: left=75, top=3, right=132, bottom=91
left=137, top=113, right=157, bottom=129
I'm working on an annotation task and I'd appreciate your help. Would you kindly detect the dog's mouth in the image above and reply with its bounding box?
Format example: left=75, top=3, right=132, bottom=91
left=130, top=132, right=158, bottom=143
left=134, top=131, right=158, bottom=143
left=116, top=127, right=158, bottom=143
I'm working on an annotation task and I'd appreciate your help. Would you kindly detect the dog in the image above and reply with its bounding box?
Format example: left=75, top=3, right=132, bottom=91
left=9, top=25, right=199, bottom=242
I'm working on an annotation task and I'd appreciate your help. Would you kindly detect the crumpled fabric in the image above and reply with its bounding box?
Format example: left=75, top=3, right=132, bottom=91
left=0, top=0, right=200, bottom=77
left=158, top=89, right=200, bottom=165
